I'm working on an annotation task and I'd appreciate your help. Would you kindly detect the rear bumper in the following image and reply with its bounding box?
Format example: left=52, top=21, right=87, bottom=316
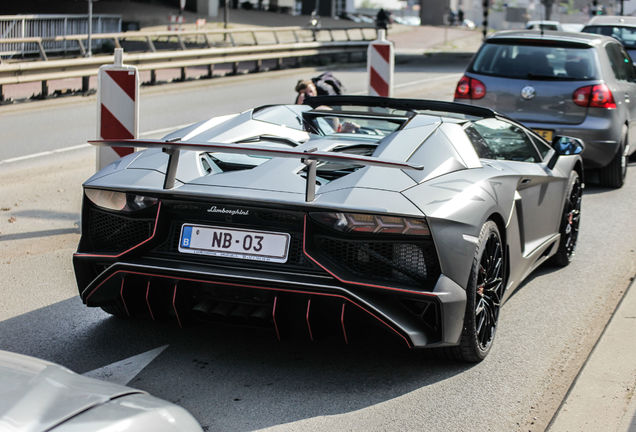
left=73, top=255, right=466, bottom=349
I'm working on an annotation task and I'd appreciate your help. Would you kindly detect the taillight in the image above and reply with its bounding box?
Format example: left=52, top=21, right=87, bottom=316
left=85, top=188, right=158, bottom=212
left=455, top=75, right=486, bottom=100
left=309, top=212, right=430, bottom=236
left=573, top=84, right=616, bottom=109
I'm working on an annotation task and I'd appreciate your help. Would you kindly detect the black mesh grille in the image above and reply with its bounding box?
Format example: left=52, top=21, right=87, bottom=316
left=85, top=206, right=154, bottom=253
left=311, top=234, right=440, bottom=290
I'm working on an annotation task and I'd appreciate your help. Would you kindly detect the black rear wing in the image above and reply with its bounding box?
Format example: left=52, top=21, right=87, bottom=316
left=88, top=138, right=424, bottom=202
left=304, top=95, right=498, bottom=119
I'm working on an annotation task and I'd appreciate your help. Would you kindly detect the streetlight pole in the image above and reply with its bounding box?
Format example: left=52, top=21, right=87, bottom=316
left=87, top=0, right=93, bottom=57
left=482, top=0, right=488, bottom=40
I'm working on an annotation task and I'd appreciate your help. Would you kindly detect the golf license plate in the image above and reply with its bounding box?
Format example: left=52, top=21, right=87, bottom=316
left=533, top=129, right=554, bottom=142
left=179, top=224, right=290, bottom=263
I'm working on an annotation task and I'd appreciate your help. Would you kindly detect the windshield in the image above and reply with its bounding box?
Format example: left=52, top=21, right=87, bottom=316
left=583, top=25, right=636, bottom=48
left=251, top=105, right=306, bottom=130
left=470, top=42, right=599, bottom=80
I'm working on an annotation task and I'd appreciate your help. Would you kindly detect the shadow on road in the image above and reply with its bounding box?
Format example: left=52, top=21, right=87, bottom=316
left=0, top=297, right=472, bottom=431
left=0, top=227, right=79, bottom=241
left=10, top=209, right=79, bottom=221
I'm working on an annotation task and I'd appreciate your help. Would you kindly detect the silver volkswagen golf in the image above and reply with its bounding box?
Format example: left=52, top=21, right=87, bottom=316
left=455, top=30, right=636, bottom=188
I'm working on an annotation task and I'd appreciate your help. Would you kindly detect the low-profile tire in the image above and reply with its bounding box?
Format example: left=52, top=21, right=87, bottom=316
left=444, top=220, right=505, bottom=363
left=599, top=140, right=627, bottom=188
left=100, top=301, right=129, bottom=318
left=549, top=171, right=582, bottom=267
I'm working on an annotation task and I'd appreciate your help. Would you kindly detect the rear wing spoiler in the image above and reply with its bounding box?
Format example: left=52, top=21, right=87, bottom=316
left=88, top=138, right=424, bottom=202
left=304, top=95, right=498, bottom=119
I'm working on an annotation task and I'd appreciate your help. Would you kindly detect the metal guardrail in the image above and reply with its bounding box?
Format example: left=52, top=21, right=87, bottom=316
left=0, top=26, right=374, bottom=101
left=0, top=26, right=375, bottom=61
left=0, top=14, right=122, bottom=58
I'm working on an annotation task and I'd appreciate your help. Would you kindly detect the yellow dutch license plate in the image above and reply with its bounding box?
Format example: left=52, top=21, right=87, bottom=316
left=533, top=129, right=554, bottom=142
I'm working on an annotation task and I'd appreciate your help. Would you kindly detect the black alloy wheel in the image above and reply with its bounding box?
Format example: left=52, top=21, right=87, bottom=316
left=473, top=228, right=504, bottom=352
left=445, top=221, right=505, bottom=363
left=550, top=171, right=582, bottom=267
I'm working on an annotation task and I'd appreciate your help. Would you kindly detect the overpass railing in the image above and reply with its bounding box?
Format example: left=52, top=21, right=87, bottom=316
left=0, top=26, right=375, bottom=101
left=0, top=25, right=374, bottom=61
left=0, top=14, right=122, bottom=59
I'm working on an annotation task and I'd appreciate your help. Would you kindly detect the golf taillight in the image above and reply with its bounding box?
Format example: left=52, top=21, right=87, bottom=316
left=454, top=75, right=486, bottom=100
left=573, top=84, right=616, bottom=109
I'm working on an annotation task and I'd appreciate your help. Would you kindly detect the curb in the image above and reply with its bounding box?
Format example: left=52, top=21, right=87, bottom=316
left=548, top=275, right=636, bottom=431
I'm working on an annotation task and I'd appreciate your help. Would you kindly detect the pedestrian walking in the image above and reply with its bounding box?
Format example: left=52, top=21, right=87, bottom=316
left=376, top=8, right=389, bottom=33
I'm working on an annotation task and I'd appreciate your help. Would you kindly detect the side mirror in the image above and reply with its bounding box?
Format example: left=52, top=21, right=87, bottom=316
left=547, top=136, right=585, bottom=169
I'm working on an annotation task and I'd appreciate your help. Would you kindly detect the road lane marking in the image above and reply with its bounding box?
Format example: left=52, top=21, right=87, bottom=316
left=350, top=73, right=460, bottom=95
left=0, top=143, right=92, bottom=164
left=82, top=344, right=169, bottom=385
left=0, top=73, right=460, bottom=165
left=0, top=123, right=193, bottom=165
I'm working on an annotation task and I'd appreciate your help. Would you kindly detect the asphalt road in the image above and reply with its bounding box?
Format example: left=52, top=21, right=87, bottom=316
left=0, top=57, right=635, bottom=432
left=0, top=54, right=468, bottom=162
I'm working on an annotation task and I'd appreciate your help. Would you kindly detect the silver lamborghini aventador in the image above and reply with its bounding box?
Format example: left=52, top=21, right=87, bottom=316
left=73, top=96, right=584, bottom=362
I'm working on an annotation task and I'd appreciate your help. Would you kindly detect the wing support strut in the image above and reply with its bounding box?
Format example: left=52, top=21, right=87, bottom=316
left=302, top=147, right=318, bottom=202
left=163, top=148, right=181, bottom=190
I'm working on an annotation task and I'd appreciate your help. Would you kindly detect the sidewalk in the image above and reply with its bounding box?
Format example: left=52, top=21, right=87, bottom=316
left=549, top=278, right=636, bottom=432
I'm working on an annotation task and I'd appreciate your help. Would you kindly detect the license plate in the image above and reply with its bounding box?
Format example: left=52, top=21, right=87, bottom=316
left=533, top=129, right=554, bottom=142
left=178, top=224, right=290, bottom=263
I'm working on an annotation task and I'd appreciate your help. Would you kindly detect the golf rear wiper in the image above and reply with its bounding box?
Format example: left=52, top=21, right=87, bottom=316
left=526, top=73, right=576, bottom=81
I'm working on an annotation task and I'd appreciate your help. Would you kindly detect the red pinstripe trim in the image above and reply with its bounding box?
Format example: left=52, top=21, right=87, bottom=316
left=84, top=269, right=412, bottom=348
left=173, top=283, right=183, bottom=328
left=341, top=303, right=349, bottom=345
left=306, top=298, right=313, bottom=342
left=301, top=215, right=436, bottom=297
left=272, top=296, right=281, bottom=341
left=74, top=201, right=162, bottom=259
left=120, top=278, right=130, bottom=317
left=145, top=281, right=155, bottom=320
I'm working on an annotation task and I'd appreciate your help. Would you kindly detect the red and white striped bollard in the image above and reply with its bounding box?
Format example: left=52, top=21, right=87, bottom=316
left=367, top=29, right=394, bottom=97
left=96, top=48, right=139, bottom=170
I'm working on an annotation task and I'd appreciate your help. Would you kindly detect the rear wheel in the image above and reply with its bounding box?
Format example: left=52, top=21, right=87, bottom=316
left=444, top=221, right=505, bottom=363
left=550, top=171, right=582, bottom=267
left=599, top=138, right=627, bottom=188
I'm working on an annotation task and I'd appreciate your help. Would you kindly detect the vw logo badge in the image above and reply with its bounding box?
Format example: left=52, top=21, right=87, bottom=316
left=521, top=86, right=536, bottom=100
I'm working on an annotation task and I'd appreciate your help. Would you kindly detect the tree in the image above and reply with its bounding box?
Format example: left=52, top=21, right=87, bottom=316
left=541, top=0, right=555, bottom=20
